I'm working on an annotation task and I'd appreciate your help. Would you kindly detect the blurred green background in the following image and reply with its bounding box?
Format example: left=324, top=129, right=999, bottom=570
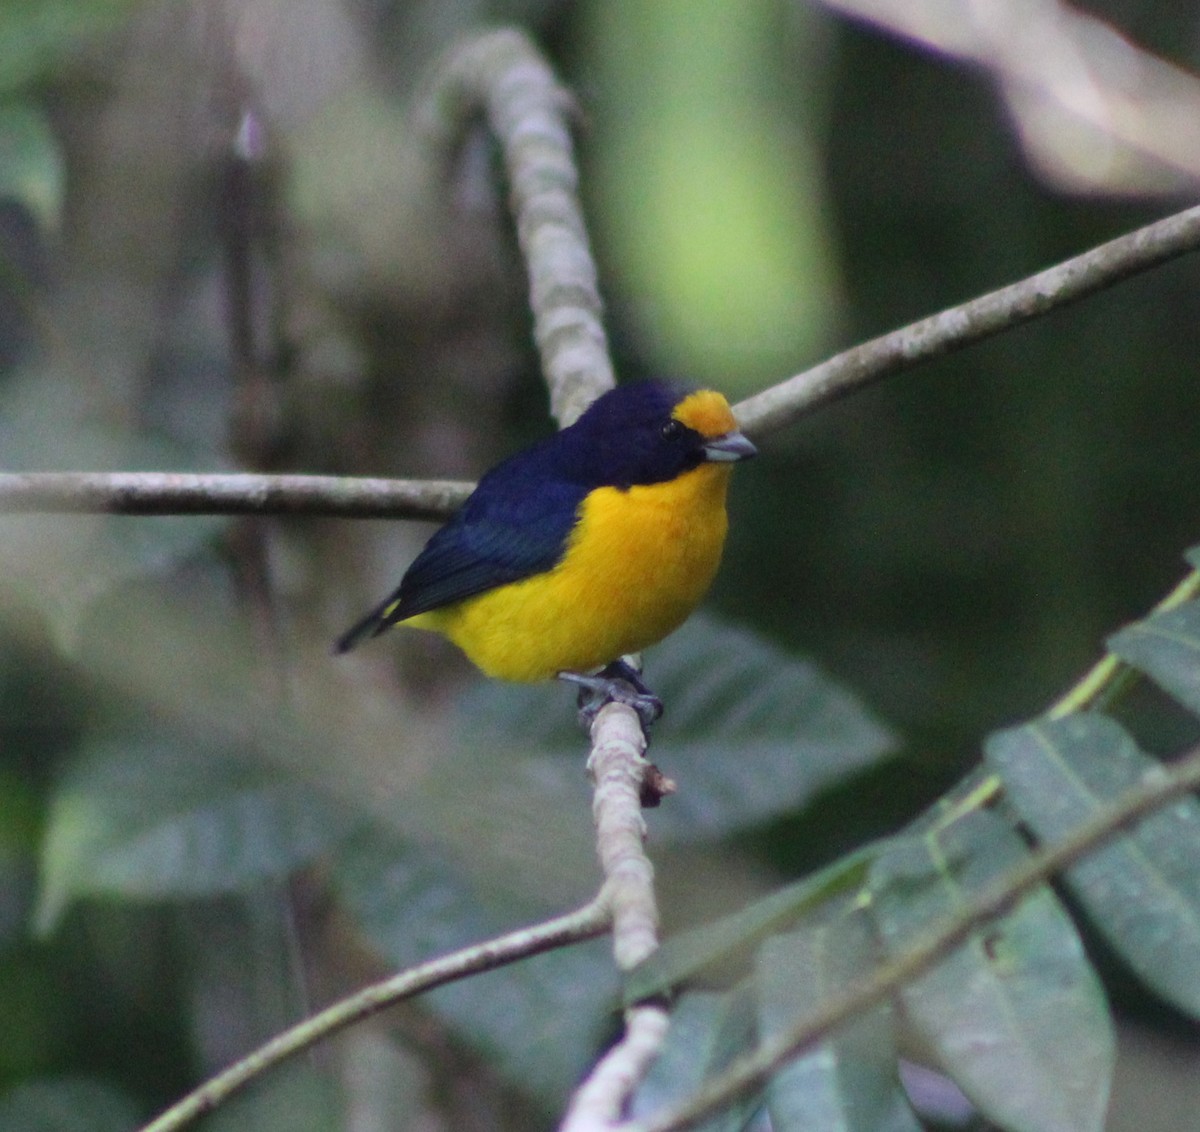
left=1, top=1, right=1199, bottom=1129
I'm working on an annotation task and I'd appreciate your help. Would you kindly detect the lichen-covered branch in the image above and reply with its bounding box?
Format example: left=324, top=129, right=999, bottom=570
left=418, top=28, right=615, bottom=426
left=559, top=705, right=674, bottom=1131
left=0, top=472, right=471, bottom=518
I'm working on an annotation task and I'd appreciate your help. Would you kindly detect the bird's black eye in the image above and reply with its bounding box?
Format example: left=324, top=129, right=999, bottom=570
left=660, top=419, right=684, bottom=441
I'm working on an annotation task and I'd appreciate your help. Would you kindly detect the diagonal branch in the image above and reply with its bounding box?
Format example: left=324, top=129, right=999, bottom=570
left=733, top=200, right=1200, bottom=435
left=137, top=899, right=611, bottom=1132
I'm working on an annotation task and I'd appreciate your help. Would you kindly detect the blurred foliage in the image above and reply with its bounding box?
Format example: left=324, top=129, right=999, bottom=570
left=0, top=1076, right=142, bottom=1132
left=0, top=103, right=62, bottom=232
left=577, top=0, right=843, bottom=391
left=0, top=1, right=140, bottom=93
left=0, top=0, right=1199, bottom=1130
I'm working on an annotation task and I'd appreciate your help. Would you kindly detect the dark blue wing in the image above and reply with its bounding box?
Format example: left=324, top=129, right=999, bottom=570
left=394, top=475, right=584, bottom=616
left=335, top=451, right=585, bottom=652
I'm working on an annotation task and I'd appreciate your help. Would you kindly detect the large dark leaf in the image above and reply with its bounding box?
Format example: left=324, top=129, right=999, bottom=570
left=756, top=907, right=921, bottom=1132
left=1108, top=598, right=1200, bottom=716
left=868, top=810, right=1113, bottom=1132
left=36, top=736, right=357, bottom=932
left=334, top=827, right=618, bottom=1108
left=986, top=714, right=1200, bottom=1019
left=627, top=842, right=879, bottom=1003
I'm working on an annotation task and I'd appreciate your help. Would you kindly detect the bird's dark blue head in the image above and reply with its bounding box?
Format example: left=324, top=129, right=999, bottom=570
left=556, top=380, right=756, bottom=490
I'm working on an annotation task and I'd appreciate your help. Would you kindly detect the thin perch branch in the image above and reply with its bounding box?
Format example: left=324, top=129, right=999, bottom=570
left=407, top=32, right=676, bottom=1125
left=137, top=899, right=610, bottom=1132
left=0, top=472, right=471, bottom=518
left=564, top=1005, right=671, bottom=1132
left=588, top=705, right=664, bottom=971
left=5, top=203, right=1200, bottom=518
left=560, top=704, right=674, bottom=1131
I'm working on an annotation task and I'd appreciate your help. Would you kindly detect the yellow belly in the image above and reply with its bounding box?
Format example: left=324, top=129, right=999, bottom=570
left=411, top=463, right=732, bottom=681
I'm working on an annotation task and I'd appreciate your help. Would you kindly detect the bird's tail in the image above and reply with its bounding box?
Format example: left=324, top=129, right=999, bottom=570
left=333, top=597, right=397, bottom=654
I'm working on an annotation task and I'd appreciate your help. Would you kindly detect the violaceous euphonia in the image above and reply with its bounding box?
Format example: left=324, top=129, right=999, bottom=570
left=335, top=380, right=755, bottom=722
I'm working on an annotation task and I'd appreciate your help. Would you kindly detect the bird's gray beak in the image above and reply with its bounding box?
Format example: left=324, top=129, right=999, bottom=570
left=703, top=430, right=757, bottom=462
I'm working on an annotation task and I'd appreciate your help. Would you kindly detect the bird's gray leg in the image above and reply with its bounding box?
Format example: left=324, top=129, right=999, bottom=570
left=558, top=656, right=663, bottom=733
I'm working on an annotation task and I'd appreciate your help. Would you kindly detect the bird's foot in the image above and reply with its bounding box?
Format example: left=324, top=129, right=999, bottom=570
left=559, top=659, right=663, bottom=734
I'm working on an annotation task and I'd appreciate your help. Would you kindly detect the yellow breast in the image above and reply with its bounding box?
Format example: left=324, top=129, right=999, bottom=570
left=415, top=462, right=733, bottom=681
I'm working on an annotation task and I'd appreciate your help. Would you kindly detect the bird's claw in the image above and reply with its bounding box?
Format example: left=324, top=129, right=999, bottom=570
left=559, top=660, right=663, bottom=734
left=577, top=681, right=663, bottom=732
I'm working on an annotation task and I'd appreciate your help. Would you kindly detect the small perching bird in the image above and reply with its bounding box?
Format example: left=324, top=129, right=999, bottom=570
left=336, top=380, right=755, bottom=723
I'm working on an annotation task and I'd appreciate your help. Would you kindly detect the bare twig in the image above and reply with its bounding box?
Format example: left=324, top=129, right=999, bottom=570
left=588, top=704, right=664, bottom=971
left=137, top=899, right=611, bottom=1132
left=733, top=200, right=1200, bottom=436
left=0, top=472, right=471, bottom=518
left=564, top=1004, right=671, bottom=1132
left=628, top=744, right=1200, bottom=1132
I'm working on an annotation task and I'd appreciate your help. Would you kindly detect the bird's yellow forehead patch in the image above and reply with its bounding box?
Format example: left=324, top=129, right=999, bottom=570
left=672, top=390, right=738, bottom=439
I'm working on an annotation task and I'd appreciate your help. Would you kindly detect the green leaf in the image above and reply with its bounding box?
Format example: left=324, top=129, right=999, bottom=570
left=626, top=841, right=879, bottom=1003
left=986, top=715, right=1200, bottom=1019
left=36, top=737, right=356, bottom=932
left=629, top=989, right=764, bottom=1131
left=1107, top=599, right=1200, bottom=715
left=459, top=613, right=897, bottom=842
left=756, top=908, right=921, bottom=1132
left=0, top=1076, right=140, bottom=1132
left=335, top=827, right=619, bottom=1108
left=868, top=810, right=1114, bottom=1132
left=1183, top=546, right=1200, bottom=572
